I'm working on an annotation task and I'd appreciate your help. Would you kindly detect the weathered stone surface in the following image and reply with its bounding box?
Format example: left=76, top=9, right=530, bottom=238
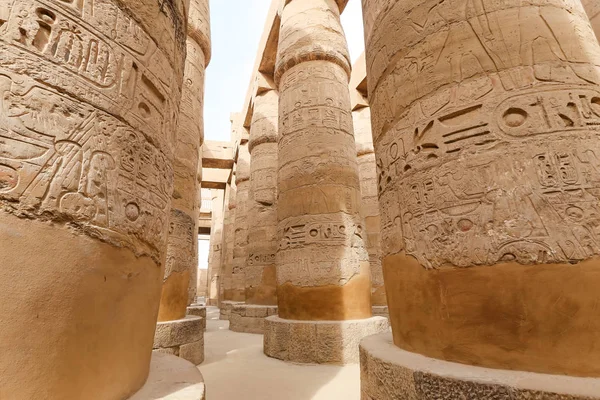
left=219, top=300, right=244, bottom=321
left=360, top=333, right=600, bottom=400
left=264, top=316, right=389, bottom=364
left=364, top=0, right=600, bottom=377
left=229, top=304, right=278, bottom=334
left=219, top=181, right=236, bottom=302
left=371, top=306, right=389, bottom=318
left=274, top=0, right=372, bottom=323
left=187, top=305, right=207, bottom=331
left=245, top=82, right=279, bottom=307
left=206, top=190, right=225, bottom=306
left=231, top=139, right=251, bottom=302
left=130, top=352, right=206, bottom=400
left=179, top=339, right=204, bottom=366
left=0, top=0, right=186, bottom=398
left=159, top=0, right=211, bottom=323
left=583, top=0, right=600, bottom=41
left=154, top=316, right=203, bottom=349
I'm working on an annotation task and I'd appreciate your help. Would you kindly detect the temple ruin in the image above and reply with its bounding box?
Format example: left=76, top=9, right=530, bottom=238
left=2, top=0, right=600, bottom=399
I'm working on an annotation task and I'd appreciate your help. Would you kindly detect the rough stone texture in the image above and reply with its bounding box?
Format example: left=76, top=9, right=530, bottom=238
left=159, top=0, right=211, bottom=323
left=229, top=304, right=278, bottom=334
left=130, top=352, right=206, bottom=400
left=264, top=316, right=389, bottom=365
left=583, top=0, right=600, bottom=41
left=0, top=0, right=187, bottom=398
left=231, top=140, right=251, bottom=302
left=154, top=316, right=203, bottom=349
left=206, top=189, right=225, bottom=306
left=179, top=339, right=205, bottom=366
left=364, top=0, right=600, bottom=377
left=371, top=306, right=389, bottom=318
left=245, top=76, right=279, bottom=307
left=187, top=305, right=207, bottom=331
left=353, top=104, right=385, bottom=307
left=275, top=0, right=372, bottom=323
left=360, top=333, right=600, bottom=400
left=219, top=179, right=237, bottom=302
left=219, top=300, right=244, bottom=321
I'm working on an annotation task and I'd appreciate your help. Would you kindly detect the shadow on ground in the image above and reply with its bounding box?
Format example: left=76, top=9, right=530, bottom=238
left=198, top=307, right=360, bottom=400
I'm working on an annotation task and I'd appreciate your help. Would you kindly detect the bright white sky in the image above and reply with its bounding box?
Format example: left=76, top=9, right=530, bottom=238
left=204, top=0, right=365, bottom=142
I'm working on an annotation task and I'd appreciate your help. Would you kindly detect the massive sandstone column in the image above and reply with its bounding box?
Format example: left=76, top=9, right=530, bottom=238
left=219, top=179, right=241, bottom=320
left=263, top=0, right=389, bottom=365
left=153, top=0, right=210, bottom=366
left=230, top=75, right=279, bottom=333
left=583, top=0, right=600, bottom=40
left=206, top=189, right=225, bottom=306
left=0, top=0, right=187, bottom=398
left=353, top=103, right=386, bottom=314
left=360, top=0, right=600, bottom=398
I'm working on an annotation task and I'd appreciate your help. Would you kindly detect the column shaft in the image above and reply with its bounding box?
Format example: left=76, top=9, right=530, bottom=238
left=0, top=0, right=186, bottom=398
left=207, top=189, right=225, bottom=306
left=364, top=0, right=600, bottom=377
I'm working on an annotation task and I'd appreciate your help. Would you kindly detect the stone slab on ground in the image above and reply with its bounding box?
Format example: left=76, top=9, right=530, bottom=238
left=219, top=301, right=244, bottom=320
left=264, top=316, right=389, bottom=364
left=130, top=352, right=205, bottom=400
left=229, top=304, right=277, bottom=334
left=360, top=332, right=600, bottom=400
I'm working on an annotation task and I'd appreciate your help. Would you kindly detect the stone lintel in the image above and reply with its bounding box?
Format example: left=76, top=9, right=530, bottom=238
left=229, top=304, right=278, bottom=334
left=129, top=352, right=205, bottom=400
left=263, top=316, right=389, bottom=365
left=360, top=333, right=600, bottom=400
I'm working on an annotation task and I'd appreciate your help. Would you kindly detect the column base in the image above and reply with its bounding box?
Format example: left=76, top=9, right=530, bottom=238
left=372, top=306, right=389, bottom=318
left=219, top=301, right=244, bottom=320
left=129, top=352, right=205, bottom=400
left=229, top=304, right=278, bottom=334
left=360, top=332, right=600, bottom=400
left=264, top=316, right=389, bottom=365
left=187, top=304, right=207, bottom=331
left=153, top=316, right=204, bottom=365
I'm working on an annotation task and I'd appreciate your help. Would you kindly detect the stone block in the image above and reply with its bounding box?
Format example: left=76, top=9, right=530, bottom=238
left=229, top=305, right=278, bottom=334
left=219, top=301, right=243, bottom=320
left=154, top=316, right=203, bottom=348
left=359, top=333, right=600, bottom=400
left=187, top=304, right=207, bottom=330
left=264, top=316, right=389, bottom=364
left=179, top=339, right=204, bottom=366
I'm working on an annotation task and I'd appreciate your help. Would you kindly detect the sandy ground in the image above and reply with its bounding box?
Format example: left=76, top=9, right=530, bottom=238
left=198, top=307, right=361, bottom=400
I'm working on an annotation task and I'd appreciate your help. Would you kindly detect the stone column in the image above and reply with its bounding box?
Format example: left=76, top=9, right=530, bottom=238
left=263, top=0, right=389, bottom=365
left=360, top=0, right=600, bottom=398
left=153, top=0, right=210, bottom=367
left=583, top=0, right=600, bottom=40
left=230, top=75, right=279, bottom=334
left=230, top=140, right=251, bottom=301
left=207, top=189, right=225, bottom=306
left=0, top=0, right=187, bottom=398
left=352, top=104, right=386, bottom=316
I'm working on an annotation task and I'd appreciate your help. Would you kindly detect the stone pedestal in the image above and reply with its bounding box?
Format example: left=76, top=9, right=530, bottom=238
left=371, top=306, right=389, bottom=318
left=153, top=316, right=204, bottom=366
left=219, top=301, right=244, bottom=321
left=0, top=0, right=186, bottom=398
left=264, top=316, right=389, bottom=364
left=130, top=352, right=206, bottom=400
left=360, top=333, right=600, bottom=400
left=229, top=304, right=278, bottom=334
left=187, top=304, right=207, bottom=331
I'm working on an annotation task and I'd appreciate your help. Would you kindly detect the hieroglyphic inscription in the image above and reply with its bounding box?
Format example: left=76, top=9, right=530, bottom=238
left=0, top=0, right=179, bottom=259
left=366, top=0, right=600, bottom=268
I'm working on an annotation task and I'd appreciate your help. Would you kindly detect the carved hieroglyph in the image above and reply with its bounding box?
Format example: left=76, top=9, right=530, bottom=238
left=246, top=80, right=278, bottom=305
left=207, top=189, right=224, bottom=305
left=364, top=0, right=600, bottom=377
left=158, top=0, right=210, bottom=322
left=353, top=105, right=385, bottom=306
left=583, top=0, right=600, bottom=41
left=0, top=0, right=186, bottom=398
left=275, top=0, right=372, bottom=321
left=231, top=141, right=250, bottom=302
